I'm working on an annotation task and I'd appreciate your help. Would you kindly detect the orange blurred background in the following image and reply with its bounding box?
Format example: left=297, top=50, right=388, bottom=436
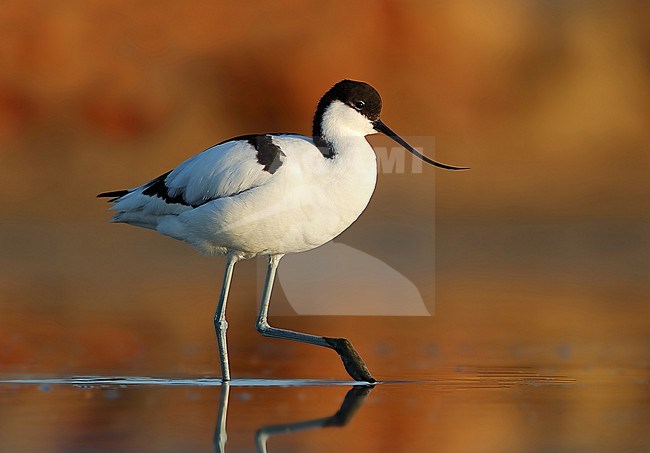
left=2, top=0, right=649, bottom=374
left=1, top=1, right=649, bottom=451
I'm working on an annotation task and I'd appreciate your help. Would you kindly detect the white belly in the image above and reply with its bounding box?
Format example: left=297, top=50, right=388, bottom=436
left=159, top=138, right=378, bottom=256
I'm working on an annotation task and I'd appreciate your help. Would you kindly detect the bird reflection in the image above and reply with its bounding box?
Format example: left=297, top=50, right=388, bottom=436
left=214, top=384, right=373, bottom=453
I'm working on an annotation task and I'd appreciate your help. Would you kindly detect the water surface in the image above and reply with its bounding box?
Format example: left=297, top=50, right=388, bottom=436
left=1, top=368, right=647, bottom=452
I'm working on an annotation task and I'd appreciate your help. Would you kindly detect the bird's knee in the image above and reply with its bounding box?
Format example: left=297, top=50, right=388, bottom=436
left=215, top=319, right=229, bottom=333
left=256, top=320, right=270, bottom=335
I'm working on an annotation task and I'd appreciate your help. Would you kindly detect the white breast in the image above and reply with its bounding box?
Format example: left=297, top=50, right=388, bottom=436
left=160, top=135, right=377, bottom=255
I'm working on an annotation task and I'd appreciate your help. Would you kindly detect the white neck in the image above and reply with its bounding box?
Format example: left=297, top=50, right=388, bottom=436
left=320, top=101, right=376, bottom=146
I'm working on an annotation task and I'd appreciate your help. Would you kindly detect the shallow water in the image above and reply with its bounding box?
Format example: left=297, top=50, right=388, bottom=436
left=1, top=368, right=647, bottom=453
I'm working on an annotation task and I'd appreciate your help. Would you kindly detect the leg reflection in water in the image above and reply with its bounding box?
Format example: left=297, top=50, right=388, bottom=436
left=213, top=384, right=373, bottom=453
left=214, top=382, right=231, bottom=453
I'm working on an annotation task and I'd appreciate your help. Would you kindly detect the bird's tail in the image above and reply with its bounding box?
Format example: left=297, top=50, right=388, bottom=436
left=97, top=190, right=129, bottom=202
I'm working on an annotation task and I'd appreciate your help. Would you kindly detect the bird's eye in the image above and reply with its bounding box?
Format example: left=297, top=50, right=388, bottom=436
left=354, top=100, right=365, bottom=110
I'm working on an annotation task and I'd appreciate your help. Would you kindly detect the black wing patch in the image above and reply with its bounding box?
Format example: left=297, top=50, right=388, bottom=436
left=141, top=170, right=193, bottom=206
left=248, top=134, right=286, bottom=174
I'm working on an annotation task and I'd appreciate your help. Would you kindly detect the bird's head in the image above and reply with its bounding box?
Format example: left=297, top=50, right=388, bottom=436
left=313, top=79, right=468, bottom=170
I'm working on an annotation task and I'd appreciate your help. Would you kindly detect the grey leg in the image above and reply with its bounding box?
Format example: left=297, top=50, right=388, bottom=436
left=215, top=253, right=240, bottom=382
left=256, top=254, right=375, bottom=383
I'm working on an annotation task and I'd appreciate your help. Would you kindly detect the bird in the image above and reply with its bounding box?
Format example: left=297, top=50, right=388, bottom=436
left=98, top=79, right=467, bottom=383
